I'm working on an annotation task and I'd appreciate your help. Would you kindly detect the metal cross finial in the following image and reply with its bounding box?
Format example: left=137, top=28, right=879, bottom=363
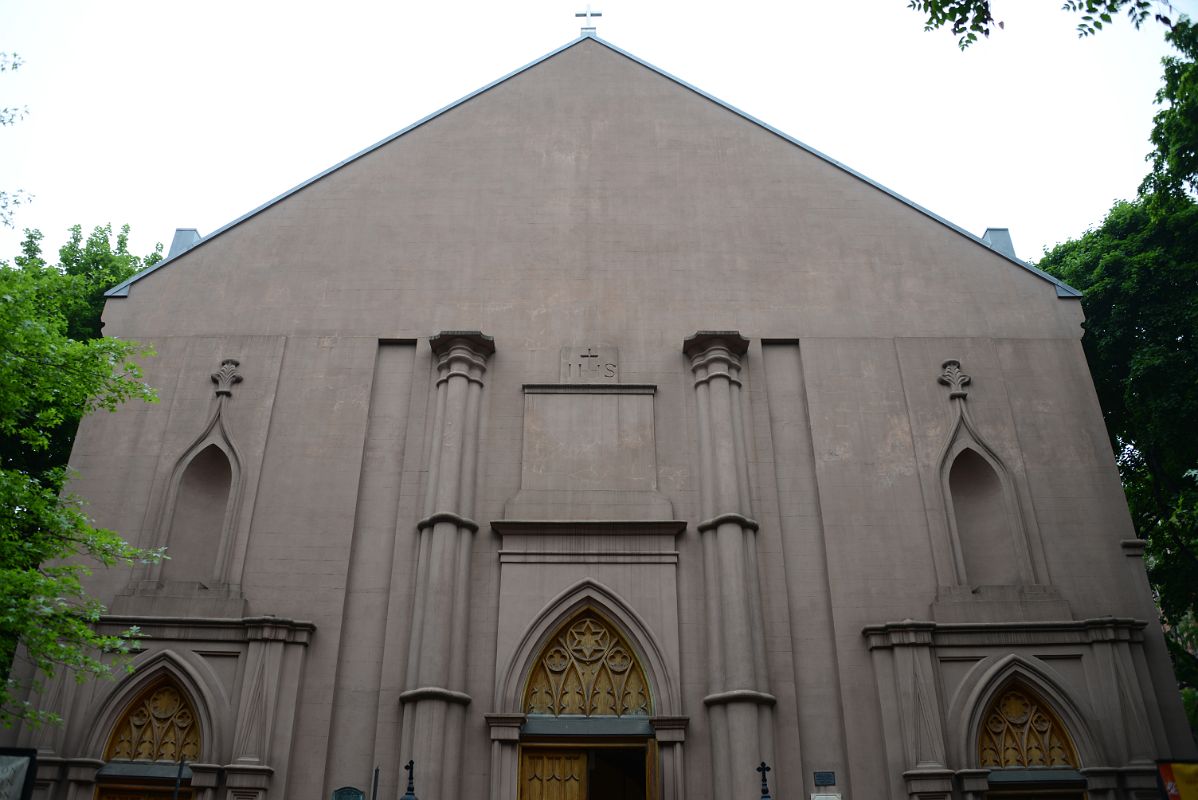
left=575, top=4, right=602, bottom=33
left=756, top=762, right=773, bottom=799
left=400, top=760, right=418, bottom=800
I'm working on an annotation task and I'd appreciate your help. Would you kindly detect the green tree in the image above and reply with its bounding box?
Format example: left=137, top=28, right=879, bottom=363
left=1037, top=186, right=1198, bottom=736
left=906, top=0, right=1175, bottom=48
left=1142, top=18, right=1198, bottom=204
left=1036, top=14, right=1198, bottom=735
left=0, top=225, right=162, bottom=725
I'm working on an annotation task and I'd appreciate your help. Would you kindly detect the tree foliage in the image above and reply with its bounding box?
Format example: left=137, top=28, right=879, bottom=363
left=906, top=0, right=1174, bottom=48
left=1142, top=18, right=1198, bottom=204
left=1036, top=21, right=1198, bottom=732
left=0, top=225, right=162, bottom=725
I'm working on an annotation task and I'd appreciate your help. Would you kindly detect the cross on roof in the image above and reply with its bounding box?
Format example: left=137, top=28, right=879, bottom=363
left=575, top=4, right=602, bottom=34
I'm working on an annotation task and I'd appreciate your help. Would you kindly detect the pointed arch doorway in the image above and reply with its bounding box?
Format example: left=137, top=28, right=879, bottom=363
left=514, top=608, right=659, bottom=800
left=94, top=675, right=201, bottom=800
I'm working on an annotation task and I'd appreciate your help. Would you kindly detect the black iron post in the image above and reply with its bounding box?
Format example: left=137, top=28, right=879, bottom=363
left=756, top=761, right=772, bottom=799
left=400, top=760, right=418, bottom=800
left=171, top=758, right=186, bottom=800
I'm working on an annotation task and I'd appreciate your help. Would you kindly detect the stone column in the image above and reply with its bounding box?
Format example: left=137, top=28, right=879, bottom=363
left=400, top=331, right=494, bottom=800
left=683, top=331, right=775, bottom=799
left=651, top=716, right=689, bottom=800
left=485, top=713, right=525, bottom=800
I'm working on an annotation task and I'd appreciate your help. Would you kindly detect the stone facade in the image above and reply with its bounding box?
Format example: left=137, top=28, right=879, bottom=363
left=5, top=33, right=1195, bottom=800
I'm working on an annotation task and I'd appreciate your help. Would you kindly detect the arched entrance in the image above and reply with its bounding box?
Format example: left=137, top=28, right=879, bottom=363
left=976, top=681, right=1086, bottom=799
left=94, top=676, right=201, bottom=800
left=517, top=608, right=655, bottom=800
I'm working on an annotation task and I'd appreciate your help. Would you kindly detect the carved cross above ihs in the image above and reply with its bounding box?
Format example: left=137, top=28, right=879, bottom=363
left=559, top=345, right=618, bottom=383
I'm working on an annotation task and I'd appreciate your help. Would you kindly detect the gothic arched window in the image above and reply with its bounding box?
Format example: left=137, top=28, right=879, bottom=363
left=978, top=683, right=1079, bottom=769
left=523, top=609, right=652, bottom=717
left=104, top=676, right=202, bottom=763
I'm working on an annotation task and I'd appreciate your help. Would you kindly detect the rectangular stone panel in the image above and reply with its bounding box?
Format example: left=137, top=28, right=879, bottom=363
left=502, top=385, right=672, bottom=521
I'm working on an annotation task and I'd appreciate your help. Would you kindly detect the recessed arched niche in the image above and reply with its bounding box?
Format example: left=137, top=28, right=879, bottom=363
left=949, top=448, right=1020, bottom=586
left=161, top=443, right=232, bottom=585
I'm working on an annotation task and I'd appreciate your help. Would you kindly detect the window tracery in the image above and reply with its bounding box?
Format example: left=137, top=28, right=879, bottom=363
left=104, top=677, right=202, bottom=762
left=523, top=610, right=651, bottom=717
left=978, top=685, right=1078, bottom=769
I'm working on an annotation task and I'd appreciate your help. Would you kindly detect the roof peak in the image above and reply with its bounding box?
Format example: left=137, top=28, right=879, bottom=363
left=106, top=34, right=1079, bottom=299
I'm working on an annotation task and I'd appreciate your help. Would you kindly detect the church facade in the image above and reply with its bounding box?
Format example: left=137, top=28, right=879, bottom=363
left=6, top=33, right=1195, bottom=800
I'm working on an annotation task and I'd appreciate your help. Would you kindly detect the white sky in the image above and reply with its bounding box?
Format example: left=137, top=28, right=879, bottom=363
left=0, top=0, right=1192, bottom=264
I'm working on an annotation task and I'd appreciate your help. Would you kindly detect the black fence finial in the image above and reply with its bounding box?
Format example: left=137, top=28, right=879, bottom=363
left=400, top=760, right=418, bottom=800
left=756, top=761, right=772, bottom=799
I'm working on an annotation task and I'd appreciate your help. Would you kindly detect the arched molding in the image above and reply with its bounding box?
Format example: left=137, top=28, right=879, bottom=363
left=150, top=390, right=246, bottom=586
left=935, top=407, right=1037, bottom=586
left=81, top=648, right=227, bottom=764
left=946, top=653, right=1106, bottom=770
left=496, top=579, right=679, bottom=717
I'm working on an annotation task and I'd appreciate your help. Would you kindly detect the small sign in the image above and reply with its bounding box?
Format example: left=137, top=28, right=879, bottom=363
left=1159, top=761, right=1198, bottom=799
left=559, top=345, right=618, bottom=383
left=0, top=748, right=37, bottom=800
left=813, top=771, right=837, bottom=786
left=332, top=788, right=365, bottom=800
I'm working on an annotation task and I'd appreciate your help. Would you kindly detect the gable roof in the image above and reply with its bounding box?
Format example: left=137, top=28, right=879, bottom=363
left=106, top=33, right=1080, bottom=299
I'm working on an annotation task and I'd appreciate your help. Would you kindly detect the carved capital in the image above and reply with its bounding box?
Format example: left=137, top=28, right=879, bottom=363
left=430, top=330, right=495, bottom=357
left=938, top=359, right=971, bottom=400
left=683, top=330, right=749, bottom=364
left=485, top=713, right=527, bottom=741
left=649, top=715, right=689, bottom=743
left=430, top=331, right=494, bottom=380
left=211, top=358, right=243, bottom=396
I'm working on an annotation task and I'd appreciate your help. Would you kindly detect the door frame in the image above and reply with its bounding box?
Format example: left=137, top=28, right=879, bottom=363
left=518, top=739, right=658, bottom=800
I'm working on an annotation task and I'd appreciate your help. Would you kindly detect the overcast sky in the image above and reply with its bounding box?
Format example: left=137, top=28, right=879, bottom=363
left=1, top=0, right=1192, bottom=265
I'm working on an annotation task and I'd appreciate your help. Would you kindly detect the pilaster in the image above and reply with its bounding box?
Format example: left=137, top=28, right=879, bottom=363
left=401, top=331, right=494, bottom=800
left=683, top=331, right=776, bottom=799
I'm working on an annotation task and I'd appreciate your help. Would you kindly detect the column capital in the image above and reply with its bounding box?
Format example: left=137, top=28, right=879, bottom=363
left=430, top=330, right=495, bottom=358
left=683, top=331, right=749, bottom=360
left=683, top=331, right=750, bottom=375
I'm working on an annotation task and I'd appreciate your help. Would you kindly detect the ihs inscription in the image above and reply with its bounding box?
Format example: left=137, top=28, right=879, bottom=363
left=560, top=345, right=618, bottom=383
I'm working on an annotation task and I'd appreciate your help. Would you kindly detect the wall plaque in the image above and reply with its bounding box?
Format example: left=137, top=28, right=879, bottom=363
left=560, top=345, right=618, bottom=383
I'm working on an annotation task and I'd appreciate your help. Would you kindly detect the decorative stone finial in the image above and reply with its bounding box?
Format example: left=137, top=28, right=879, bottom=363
left=211, top=359, right=242, bottom=396
left=757, top=761, right=773, bottom=799
left=400, top=760, right=418, bottom=800
left=938, top=359, right=971, bottom=400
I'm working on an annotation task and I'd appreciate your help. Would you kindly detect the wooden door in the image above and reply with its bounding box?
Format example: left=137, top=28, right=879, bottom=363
left=520, top=749, right=587, bottom=800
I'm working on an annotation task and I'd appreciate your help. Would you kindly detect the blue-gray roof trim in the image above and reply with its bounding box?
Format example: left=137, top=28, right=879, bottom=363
left=106, top=33, right=1081, bottom=299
